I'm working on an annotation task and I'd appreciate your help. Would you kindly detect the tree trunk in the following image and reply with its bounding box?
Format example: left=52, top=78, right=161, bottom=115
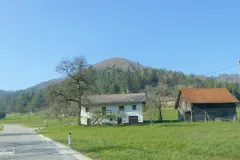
left=78, top=101, right=81, bottom=126
left=158, top=107, right=163, bottom=122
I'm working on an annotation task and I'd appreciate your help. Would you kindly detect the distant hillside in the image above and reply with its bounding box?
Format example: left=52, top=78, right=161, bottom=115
left=0, top=79, right=62, bottom=101
left=25, top=78, right=63, bottom=92
left=0, top=90, right=8, bottom=96
left=218, top=74, right=240, bottom=83
left=93, top=58, right=240, bottom=85
left=93, top=57, right=145, bottom=71
left=0, top=90, right=12, bottom=99
left=0, top=79, right=63, bottom=96
left=1, top=58, right=240, bottom=93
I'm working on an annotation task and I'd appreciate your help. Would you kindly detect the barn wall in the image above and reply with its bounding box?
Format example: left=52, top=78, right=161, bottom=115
left=192, top=103, right=237, bottom=122
left=178, top=98, right=238, bottom=122
left=178, top=96, right=192, bottom=121
left=192, top=107, right=205, bottom=122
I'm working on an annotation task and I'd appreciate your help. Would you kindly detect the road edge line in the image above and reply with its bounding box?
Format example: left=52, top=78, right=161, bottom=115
left=38, top=134, right=93, bottom=160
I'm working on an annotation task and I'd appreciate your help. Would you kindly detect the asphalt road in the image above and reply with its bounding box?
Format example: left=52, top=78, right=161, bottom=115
left=0, top=124, right=77, bottom=160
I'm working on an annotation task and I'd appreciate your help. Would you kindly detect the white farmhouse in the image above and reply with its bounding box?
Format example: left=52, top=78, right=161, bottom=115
left=81, top=93, right=146, bottom=125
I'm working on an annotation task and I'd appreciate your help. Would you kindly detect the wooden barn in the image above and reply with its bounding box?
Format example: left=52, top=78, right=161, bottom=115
left=174, top=88, right=239, bottom=122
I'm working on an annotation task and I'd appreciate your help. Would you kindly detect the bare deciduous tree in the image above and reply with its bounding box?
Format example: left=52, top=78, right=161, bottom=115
left=48, top=56, right=94, bottom=126
left=147, top=107, right=157, bottom=124
left=148, top=84, right=171, bottom=122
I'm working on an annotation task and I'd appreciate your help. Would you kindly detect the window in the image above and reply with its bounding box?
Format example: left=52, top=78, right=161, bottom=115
left=86, top=107, right=89, bottom=112
left=102, top=107, right=106, bottom=115
left=107, top=110, right=112, bottom=114
left=119, top=106, right=124, bottom=111
left=142, top=102, right=146, bottom=107
left=132, top=105, right=137, bottom=110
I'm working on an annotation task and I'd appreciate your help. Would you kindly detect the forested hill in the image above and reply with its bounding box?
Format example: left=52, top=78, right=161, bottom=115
left=0, top=90, right=7, bottom=97
left=218, top=74, right=240, bottom=83
left=0, top=90, right=13, bottom=98
left=0, top=57, right=240, bottom=113
left=24, top=79, right=63, bottom=92
left=93, top=57, right=145, bottom=71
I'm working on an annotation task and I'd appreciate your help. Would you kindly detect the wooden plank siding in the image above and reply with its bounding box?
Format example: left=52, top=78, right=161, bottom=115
left=178, top=103, right=237, bottom=122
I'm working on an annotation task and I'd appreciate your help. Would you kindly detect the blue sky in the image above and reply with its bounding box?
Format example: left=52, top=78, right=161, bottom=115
left=0, top=0, right=240, bottom=91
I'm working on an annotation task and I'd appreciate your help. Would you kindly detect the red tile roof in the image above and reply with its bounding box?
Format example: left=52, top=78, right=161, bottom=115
left=175, top=88, right=239, bottom=108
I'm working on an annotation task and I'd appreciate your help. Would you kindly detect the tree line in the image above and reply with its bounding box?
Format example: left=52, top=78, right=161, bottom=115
left=0, top=89, right=47, bottom=113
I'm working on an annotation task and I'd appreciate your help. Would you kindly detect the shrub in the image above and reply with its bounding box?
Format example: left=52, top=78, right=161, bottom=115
left=0, top=112, right=6, bottom=119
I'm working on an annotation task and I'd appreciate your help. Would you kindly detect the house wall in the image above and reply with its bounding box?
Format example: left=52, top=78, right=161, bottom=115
left=81, top=103, right=144, bottom=125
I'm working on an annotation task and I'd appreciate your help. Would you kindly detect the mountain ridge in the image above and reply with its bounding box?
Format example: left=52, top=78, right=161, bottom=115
left=1, top=57, right=239, bottom=93
left=93, top=57, right=145, bottom=71
left=218, top=74, right=240, bottom=83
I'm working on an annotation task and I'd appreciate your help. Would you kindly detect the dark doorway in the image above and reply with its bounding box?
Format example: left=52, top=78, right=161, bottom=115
left=117, top=117, right=122, bottom=125
left=87, top=118, right=91, bottom=126
left=185, top=111, right=191, bottom=122
left=129, top=116, right=138, bottom=124
left=102, top=107, right=106, bottom=115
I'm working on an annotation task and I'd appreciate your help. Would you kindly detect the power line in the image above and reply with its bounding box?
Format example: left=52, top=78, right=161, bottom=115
left=160, top=64, right=239, bottom=87
left=205, top=65, right=238, bottom=76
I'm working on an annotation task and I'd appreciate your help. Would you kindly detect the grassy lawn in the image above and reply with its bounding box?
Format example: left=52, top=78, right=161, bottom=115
left=0, top=113, right=77, bottom=128
left=1, top=108, right=179, bottom=127
left=144, top=108, right=240, bottom=121
left=2, top=109, right=240, bottom=160
left=40, top=122, right=240, bottom=160
left=144, top=108, right=178, bottom=120
left=237, top=108, right=240, bottom=116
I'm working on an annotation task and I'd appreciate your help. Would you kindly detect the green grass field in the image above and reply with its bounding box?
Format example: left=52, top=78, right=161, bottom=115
left=144, top=108, right=240, bottom=121
left=2, top=109, right=240, bottom=160
left=40, top=122, right=240, bottom=160
left=0, top=108, right=178, bottom=127
left=143, top=108, right=178, bottom=120
left=0, top=113, right=77, bottom=128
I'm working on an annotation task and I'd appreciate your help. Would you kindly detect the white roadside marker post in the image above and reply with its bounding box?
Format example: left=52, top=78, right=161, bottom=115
left=68, top=133, right=72, bottom=146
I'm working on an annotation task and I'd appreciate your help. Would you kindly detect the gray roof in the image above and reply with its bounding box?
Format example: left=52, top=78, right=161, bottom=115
left=83, top=93, right=146, bottom=105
